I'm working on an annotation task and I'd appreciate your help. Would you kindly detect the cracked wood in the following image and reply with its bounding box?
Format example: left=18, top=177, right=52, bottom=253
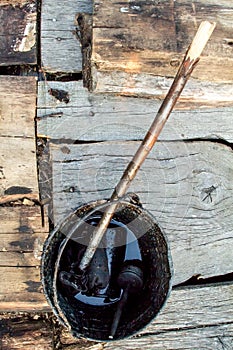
left=50, top=140, right=233, bottom=285
left=92, top=0, right=233, bottom=97
left=0, top=76, right=38, bottom=198
left=37, top=81, right=233, bottom=142
left=0, top=76, right=49, bottom=311
left=0, top=206, right=49, bottom=311
left=0, top=0, right=37, bottom=65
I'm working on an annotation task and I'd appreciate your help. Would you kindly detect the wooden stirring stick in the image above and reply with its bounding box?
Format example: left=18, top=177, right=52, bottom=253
left=79, top=21, right=216, bottom=272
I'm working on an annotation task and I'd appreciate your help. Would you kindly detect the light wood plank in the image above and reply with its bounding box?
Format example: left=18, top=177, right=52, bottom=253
left=0, top=206, right=46, bottom=234
left=0, top=252, right=42, bottom=267
left=0, top=267, right=49, bottom=311
left=0, top=137, right=39, bottom=198
left=0, top=206, right=49, bottom=309
left=0, top=76, right=38, bottom=199
left=92, top=70, right=233, bottom=105
left=60, top=283, right=233, bottom=349
left=92, top=0, right=233, bottom=98
left=142, top=283, right=233, bottom=333
left=41, top=0, right=92, bottom=73
left=0, top=76, right=37, bottom=138
left=0, top=208, right=48, bottom=267
left=103, top=324, right=233, bottom=350
left=37, top=81, right=233, bottom=142
left=0, top=0, right=37, bottom=65
left=50, top=141, right=233, bottom=284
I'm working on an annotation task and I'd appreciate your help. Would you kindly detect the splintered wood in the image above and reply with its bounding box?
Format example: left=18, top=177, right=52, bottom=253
left=92, top=0, right=233, bottom=97
left=0, top=76, right=49, bottom=311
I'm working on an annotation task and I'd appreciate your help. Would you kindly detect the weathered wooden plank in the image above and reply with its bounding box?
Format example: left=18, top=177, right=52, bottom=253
left=0, top=76, right=37, bottom=138
left=0, top=0, right=37, bottom=65
left=0, top=137, right=39, bottom=198
left=37, top=81, right=233, bottom=142
left=0, top=208, right=47, bottom=266
left=50, top=141, right=233, bottom=285
left=0, top=76, right=38, bottom=199
left=0, top=251, right=42, bottom=267
left=41, top=0, right=92, bottom=73
left=7, top=283, right=231, bottom=349
left=92, top=70, right=233, bottom=104
left=0, top=206, right=49, bottom=309
left=141, top=283, right=233, bottom=334
left=103, top=324, right=233, bottom=350
left=0, top=314, right=53, bottom=350
left=59, top=283, right=233, bottom=349
left=0, top=206, right=45, bottom=234
left=0, top=267, right=49, bottom=311
left=92, top=0, right=233, bottom=97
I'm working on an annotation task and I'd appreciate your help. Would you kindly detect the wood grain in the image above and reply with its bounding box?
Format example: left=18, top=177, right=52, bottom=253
left=92, top=0, right=233, bottom=97
left=0, top=137, right=39, bottom=198
left=0, top=76, right=37, bottom=138
left=0, top=206, right=49, bottom=310
left=0, top=267, right=49, bottom=311
left=0, top=76, right=49, bottom=311
left=0, top=76, right=38, bottom=198
left=54, top=283, right=233, bottom=349
left=0, top=206, right=45, bottom=233
left=1, top=283, right=232, bottom=348
left=37, top=81, right=233, bottom=142
left=50, top=141, right=233, bottom=285
left=104, top=324, right=233, bottom=350
left=41, top=0, right=92, bottom=73
left=0, top=314, right=53, bottom=350
left=0, top=0, right=37, bottom=65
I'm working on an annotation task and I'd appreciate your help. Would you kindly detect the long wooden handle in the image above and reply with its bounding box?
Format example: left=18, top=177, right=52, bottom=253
left=79, top=21, right=216, bottom=272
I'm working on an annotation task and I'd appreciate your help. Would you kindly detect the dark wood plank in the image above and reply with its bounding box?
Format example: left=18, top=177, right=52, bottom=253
left=0, top=0, right=37, bottom=65
left=50, top=141, right=233, bottom=285
left=0, top=314, right=53, bottom=349
left=92, top=0, right=233, bottom=97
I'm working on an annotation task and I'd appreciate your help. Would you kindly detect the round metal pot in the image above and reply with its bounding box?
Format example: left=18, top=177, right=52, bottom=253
left=41, top=197, right=172, bottom=341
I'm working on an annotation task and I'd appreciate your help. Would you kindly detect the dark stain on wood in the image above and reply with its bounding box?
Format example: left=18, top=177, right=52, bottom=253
left=10, top=237, right=34, bottom=251
left=48, top=88, right=70, bottom=103
left=25, top=280, right=42, bottom=293
left=4, top=186, right=32, bottom=195
left=18, top=225, right=32, bottom=233
left=0, top=1, right=37, bottom=65
left=92, top=0, right=233, bottom=83
left=76, top=13, right=92, bottom=88
left=0, top=166, right=5, bottom=180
